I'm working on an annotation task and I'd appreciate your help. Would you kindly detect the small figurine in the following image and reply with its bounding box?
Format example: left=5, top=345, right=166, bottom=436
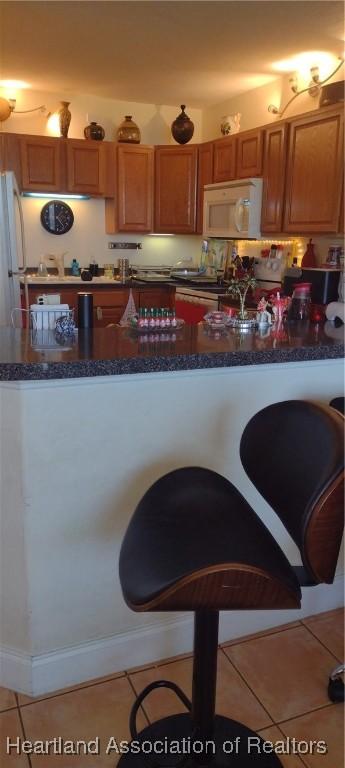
left=256, top=297, right=272, bottom=327
left=270, top=292, right=289, bottom=324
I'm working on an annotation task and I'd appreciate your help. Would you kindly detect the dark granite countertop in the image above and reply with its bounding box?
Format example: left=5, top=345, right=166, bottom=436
left=0, top=321, right=343, bottom=381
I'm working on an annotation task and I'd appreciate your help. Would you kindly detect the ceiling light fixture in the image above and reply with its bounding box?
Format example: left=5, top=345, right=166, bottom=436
left=0, top=96, right=46, bottom=123
left=268, top=56, right=344, bottom=118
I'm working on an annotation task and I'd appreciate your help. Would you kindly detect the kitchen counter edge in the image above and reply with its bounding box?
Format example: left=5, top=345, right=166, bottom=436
left=0, top=326, right=343, bottom=381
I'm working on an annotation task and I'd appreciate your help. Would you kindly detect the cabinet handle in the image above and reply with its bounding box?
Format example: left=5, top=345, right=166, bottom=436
left=96, top=306, right=103, bottom=320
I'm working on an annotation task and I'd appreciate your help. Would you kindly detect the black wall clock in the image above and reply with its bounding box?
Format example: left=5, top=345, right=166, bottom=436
left=40, top=200, right=74, bottom=235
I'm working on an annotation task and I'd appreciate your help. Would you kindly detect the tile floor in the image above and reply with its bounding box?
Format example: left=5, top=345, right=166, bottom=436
left=0, top=608, right=343, bottom=767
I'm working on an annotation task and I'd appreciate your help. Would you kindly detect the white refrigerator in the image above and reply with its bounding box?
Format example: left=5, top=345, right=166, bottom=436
left=0, top=171, right=27, bottom=326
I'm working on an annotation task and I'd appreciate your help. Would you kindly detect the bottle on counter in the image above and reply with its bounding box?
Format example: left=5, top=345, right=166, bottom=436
left=164, top=309, right=171, bottom=327
left=89, top=259, right=99, bottom=277
left=149, top=308, right=156, bottom=328
left=301, top=238, right=316, bottom=268
left=71, top=258, right=80, bottom=277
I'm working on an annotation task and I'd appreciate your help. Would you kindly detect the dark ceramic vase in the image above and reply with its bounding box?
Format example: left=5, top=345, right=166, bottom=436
left=84, top=121, right=105, bottom=141
left=171, top=104, right=194, bottom=145
left=117, top=115, right=141, bottom=143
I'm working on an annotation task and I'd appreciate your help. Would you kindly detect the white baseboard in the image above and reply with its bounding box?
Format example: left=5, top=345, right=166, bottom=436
left=1, top=577, right=343, bottom=697
left=0, top=647, right=32, bottom=694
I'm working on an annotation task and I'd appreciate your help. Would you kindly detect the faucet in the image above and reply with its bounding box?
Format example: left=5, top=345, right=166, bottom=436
left=46, top=252, right=67, bottom=279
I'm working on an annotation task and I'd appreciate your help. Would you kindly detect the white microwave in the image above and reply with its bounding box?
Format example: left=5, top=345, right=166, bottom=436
left=203, top=178, right=263, bottom=239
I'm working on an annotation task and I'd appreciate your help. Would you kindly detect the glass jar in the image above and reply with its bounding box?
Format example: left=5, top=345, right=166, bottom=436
left=287, top=283, right=312, bottom=322
left=104, top=264, right=114, bottom=279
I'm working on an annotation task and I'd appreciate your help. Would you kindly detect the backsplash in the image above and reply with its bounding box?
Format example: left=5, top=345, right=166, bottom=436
left=237, top=236, right=344, bottom=267
left=22, top=195, right=343, bottom=273
left=22, top=197, right=202, bottom=270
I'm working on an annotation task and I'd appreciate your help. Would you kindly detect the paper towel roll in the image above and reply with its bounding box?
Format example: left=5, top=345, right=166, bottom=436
left=325, top=301, right=345, bottom=324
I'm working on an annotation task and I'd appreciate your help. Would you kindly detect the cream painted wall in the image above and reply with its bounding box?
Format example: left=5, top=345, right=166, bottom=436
left=202, top=69, right=344, bottom=140
left=3, top=82, right=344, bottom=271
left=22, top=197, right=202, bottom=269
left=0, top=88, right=202, bottom=145
left=0, top=88, right=204, bottom=267
left=203, top=77, right=283, bottom=140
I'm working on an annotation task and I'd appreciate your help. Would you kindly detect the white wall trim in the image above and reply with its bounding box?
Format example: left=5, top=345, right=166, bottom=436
left=1, top=578, right=343, bottom=697
left=0, top=646, right=32, bottom=694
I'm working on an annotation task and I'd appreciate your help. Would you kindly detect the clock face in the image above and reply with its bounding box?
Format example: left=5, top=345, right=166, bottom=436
left=40, top=201, right=74, bottom=235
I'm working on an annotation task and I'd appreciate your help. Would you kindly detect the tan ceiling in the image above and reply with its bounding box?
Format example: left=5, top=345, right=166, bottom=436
left=0, top=1, right=344, bottom=108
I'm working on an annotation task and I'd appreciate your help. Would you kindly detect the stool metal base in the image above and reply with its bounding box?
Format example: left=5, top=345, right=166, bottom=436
left=118, top=713, right=283, bottom=767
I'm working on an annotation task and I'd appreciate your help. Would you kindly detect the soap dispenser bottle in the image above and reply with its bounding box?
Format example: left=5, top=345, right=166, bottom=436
left=71, top=258, right=80, bottom=277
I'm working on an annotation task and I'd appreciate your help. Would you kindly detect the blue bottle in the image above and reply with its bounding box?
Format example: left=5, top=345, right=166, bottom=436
left=71, top=258, right=80, bottom=277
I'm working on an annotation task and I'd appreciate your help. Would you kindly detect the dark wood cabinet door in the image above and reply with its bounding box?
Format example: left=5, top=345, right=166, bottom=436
left=20, top=135, right=63, bottom=192
left=283, top=108, right=344, bottom=233
left=66, top=140, right=106, bottom=196
left=92, top=289, right=129, bottom=327
left=154, top=146, right=198, bottom=233
left=117, top=145, right=154, bottom=232
left=213, top=136, right=236, bottom=183
left=261, top=123, right=288, bottom=233
left=138, top=288, right=175, bottom=310
left=196, top=142, right=214, bottom=234
left=236, top=128, right=264, bottom=178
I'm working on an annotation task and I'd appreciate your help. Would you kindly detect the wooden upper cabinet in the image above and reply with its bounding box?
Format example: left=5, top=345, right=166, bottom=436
left=261, top=123, right=289, bottom=233
left=117, top=144, right=154, bottom=232
left=66, top=140, right=106, bottom=195
left=213, top=136, right=236, bottom=183
left=20, top=135, right=63, bottom=192
left=105, top=144, right=154, bottom=233
left=236, top=128, right=264, bottom=178
left=283, top=108, right=344, bottom=233
left=0, top=133, right=22, bottom=183
left=196, top=142, right=214, bottom=234
left=154, top=145, right=198, bottom=233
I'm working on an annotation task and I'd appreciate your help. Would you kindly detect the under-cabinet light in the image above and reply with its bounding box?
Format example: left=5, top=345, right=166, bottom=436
left=21, top=192, right=90, bottom=200
left=149, top=233, right=175, bottom=237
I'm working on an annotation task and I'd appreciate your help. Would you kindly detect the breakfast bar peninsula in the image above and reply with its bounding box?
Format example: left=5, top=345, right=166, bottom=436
left=0, top=321, right=344, bottom=696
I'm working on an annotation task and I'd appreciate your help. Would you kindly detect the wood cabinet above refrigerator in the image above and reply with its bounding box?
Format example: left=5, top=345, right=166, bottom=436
left=1, top=133, right=112, bottom=197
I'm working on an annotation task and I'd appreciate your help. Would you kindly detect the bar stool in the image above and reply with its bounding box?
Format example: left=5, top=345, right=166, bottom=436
left=119, top=400, right=344, bottom=767
left=328, top=396, right=345, bottom=703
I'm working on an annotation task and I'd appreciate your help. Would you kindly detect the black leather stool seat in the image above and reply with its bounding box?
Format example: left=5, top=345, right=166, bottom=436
left=120, top=467, right=301, bottom=612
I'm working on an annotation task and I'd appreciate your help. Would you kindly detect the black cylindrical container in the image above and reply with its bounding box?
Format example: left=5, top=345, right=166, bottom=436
left=78, top=329, right=94, bottom=359
left=78, top=292, right=93, bottom=328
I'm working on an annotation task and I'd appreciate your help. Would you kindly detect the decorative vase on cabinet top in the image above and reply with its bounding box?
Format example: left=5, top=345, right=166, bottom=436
left=58, top=101, right=71, bottom=138
left=220, top=113, right=241, bottom=136
left=171, top=105, right=194, bottom=144
left=117, top=116, right=141, bottom=144
left=84, top=121, right=105, bottom=141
